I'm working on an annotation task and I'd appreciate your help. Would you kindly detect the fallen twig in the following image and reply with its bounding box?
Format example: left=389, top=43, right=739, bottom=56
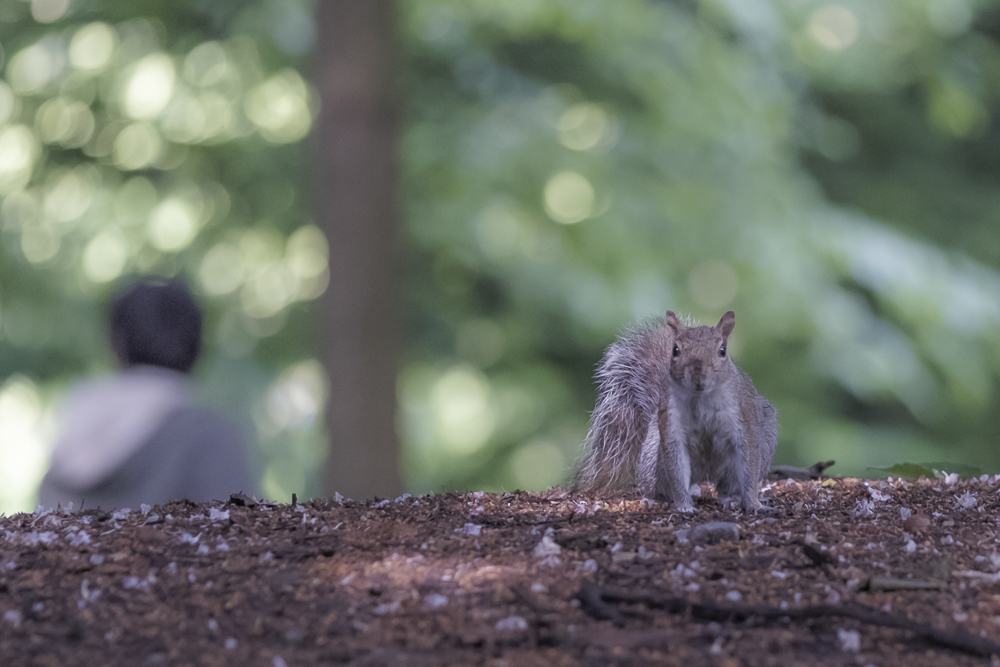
left=953, top=570, right=1000, bottom=584
left=864, top=577, right=946, bottom=592
left=576, top=583, right=1000, bottom=658
left=769, top=460, right=836, bottom=481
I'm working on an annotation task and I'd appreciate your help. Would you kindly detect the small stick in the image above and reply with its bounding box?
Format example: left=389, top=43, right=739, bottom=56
left=769, top=460, right=836, bottom=480
left=577, top=583, right=1000, bottom=658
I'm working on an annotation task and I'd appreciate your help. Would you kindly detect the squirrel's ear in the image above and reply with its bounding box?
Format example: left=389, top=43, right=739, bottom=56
left=665, top=311, right=683, bottom=334
left=717, top=311, right=735, bottom=339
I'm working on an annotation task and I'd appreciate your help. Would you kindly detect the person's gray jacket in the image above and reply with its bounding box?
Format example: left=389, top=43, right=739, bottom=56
left=38, top=367, right=254, bottom=511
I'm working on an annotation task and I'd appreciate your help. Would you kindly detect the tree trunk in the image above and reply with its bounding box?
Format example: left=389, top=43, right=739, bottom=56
left=313, top=0, right=403, bottom=500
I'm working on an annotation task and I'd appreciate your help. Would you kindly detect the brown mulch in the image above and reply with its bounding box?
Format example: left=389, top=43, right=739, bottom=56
left=2, top=476, right=1000, bottom=666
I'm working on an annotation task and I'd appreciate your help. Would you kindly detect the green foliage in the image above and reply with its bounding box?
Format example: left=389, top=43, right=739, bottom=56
left=0, top=0, right=325, bottom=512
left=5, top=0, right=1000, bottom=509
left=398, top=0, right=1000, bottom=493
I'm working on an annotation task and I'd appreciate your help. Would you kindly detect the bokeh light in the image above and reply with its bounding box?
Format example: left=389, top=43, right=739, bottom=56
left=183, top=41, right=231, bottom=87
left=147, top=196, right=199, bottom=252
left=82, top=231, right=128, bottom=283
left=0, top=378, right=50, bottom=509
left=556, top=103, right=609, bottom=151
left=245, top=69, right=313, bottom=143
left=8, top=39, right=62, bottom=95
left=285, top=224, right=329, bottom=300
left=543, top=171, right=594, bottom=224
left=0, top=125, right=40, bottom=194
left=430, top=366, right=496, bottom=453
left=266, top=360, right=328, bottom=431
left=0, top=82, right=21, bottom=125
left=43, top=168, right=94, bottom=224
left=242, top=263, right=297, bottom=318
left=200, top=243, right=244, bottom=296
left=808, top=5, right=860, bottom=51
left=123, top=53, right=176, bottom=120
left=35, top=97, right=97, bottom=148
left=31, top=0, right=71, bottom=24
left=113, top=122, right=163, bottom=170
left=69, top=23, right=118, bottom=72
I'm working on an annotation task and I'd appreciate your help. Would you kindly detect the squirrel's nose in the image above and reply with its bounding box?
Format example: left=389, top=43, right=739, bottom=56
left=690, top=362, right=705, bottom=390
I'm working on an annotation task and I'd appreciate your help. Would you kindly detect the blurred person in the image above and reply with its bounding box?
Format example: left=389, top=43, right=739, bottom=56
left=38, top=278, right=255, bottom=510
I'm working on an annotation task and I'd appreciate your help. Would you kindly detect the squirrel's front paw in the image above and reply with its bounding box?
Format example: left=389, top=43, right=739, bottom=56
left=671, top=498, right=696, bottom=513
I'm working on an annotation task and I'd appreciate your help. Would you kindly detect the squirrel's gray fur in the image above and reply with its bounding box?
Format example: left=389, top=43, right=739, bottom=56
left=574, top=315, right=677, bottom=491
left=575, top=310, right=777, bottom=512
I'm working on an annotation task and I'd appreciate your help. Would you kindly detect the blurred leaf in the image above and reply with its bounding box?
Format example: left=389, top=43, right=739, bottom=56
left=868, top=463, right=941, bottom=480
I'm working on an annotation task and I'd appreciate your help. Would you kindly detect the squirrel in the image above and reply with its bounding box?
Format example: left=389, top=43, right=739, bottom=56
left=575, top=310, right=777, bottom=512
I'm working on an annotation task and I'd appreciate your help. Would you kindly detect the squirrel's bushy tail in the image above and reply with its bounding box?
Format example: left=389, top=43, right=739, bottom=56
left=574, top=319, right=672, bottom=491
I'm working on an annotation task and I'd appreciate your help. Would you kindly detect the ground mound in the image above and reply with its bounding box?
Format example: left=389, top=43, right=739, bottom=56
left=1, top=476, right=999, bottom=666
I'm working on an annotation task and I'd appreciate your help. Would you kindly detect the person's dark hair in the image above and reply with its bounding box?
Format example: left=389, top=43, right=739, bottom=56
left=110, top=278, right=203, bottom=373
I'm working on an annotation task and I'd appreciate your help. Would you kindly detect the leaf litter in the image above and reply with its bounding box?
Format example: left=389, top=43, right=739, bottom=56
left=0, top=479, right=1000, bottom=664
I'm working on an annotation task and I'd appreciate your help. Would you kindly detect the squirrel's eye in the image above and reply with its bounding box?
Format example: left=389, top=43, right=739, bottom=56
left=719, top=345, right=727, bottom=357
left=672, top=344, right=680, bottom=358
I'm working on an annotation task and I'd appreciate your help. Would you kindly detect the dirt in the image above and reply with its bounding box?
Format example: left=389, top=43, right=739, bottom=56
left=2, top=476, right=1000, bottom=666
